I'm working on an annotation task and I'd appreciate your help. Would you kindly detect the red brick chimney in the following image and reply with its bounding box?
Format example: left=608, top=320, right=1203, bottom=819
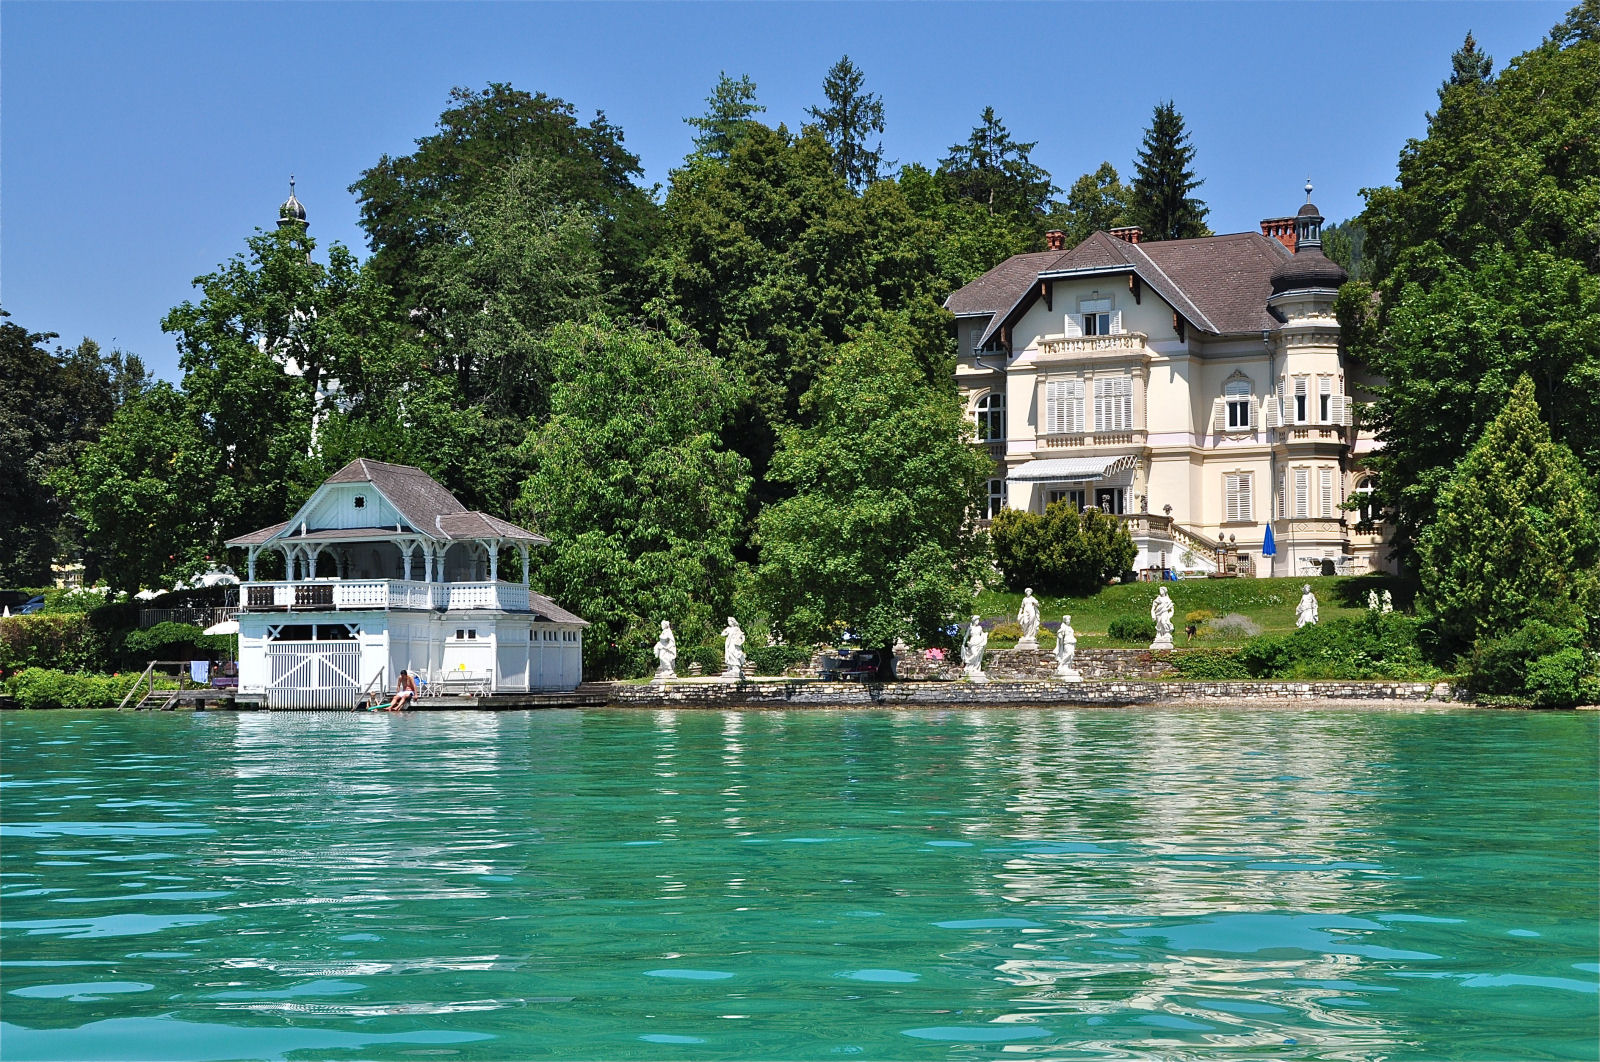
left=1110, top=226, right=1142, bottom=244
left=1044, top=229, right=1066, bottom=251
left=1260, top=217, right=1297, bottom=252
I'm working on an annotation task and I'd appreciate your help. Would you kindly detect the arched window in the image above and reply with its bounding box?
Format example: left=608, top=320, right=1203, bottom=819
left=1355, top=477, right=1379, bottom=526
left=975, top=392, right=1006, bottom=441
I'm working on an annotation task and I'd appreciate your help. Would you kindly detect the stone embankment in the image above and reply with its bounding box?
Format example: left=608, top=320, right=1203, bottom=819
left=888, top=648, right=1178, bottom=682
left=612, top=678, right=1465, bottom=709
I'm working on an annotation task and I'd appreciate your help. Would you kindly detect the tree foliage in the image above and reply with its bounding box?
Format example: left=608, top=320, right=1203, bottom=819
left=1051, top=162, right=1131, bottom=248
left=1417, top=376, right=1600, bottom=655
left=685, top=72, right=766, bottom=160
left=1129, top=101, right=1210, bottom=241
left=990, top=501, right=1137, bottom=596
left=514, top=317, right=751, bottom=679
left=351, top=83, right=659, bottom=309
left=1348, top=8, right=1600, bottom=562
left=805, top=55, right=887, bottom=190
left=754, top=318, right=993, bottom=670
left=0, top=314, right=147, bottom=584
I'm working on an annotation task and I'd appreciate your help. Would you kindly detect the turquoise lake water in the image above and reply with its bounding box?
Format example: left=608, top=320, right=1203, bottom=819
left=2, top=708, right=1596, bottom=1060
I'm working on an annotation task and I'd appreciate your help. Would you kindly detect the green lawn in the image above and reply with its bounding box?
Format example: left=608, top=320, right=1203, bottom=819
left=975, top=574, right=1414, bottom=648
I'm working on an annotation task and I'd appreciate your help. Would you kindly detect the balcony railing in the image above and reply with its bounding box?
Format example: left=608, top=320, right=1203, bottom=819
left=1041, top=430, right=1147, bottom=449
left=1038, top=331, right=1149, bottom=357
left=241, top=579, right=531, bottom=613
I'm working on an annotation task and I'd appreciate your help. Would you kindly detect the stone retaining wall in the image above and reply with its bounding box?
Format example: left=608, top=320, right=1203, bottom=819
left=611, top=678, right=1465, bottom=709
left=824, top=648, right=1180, bottom=682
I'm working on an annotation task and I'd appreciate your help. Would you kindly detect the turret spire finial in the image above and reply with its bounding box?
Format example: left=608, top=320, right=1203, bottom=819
left=1304, top=178, right=1314, bottom=203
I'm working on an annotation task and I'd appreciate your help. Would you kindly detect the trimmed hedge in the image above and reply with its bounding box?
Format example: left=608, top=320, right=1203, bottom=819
left=1170, top=649, right=1249, bottom=680
left=0, top=614, right=105, bottom=674
left=1106, top=616, right=1156, bottom=643
left=746, top=644, right=812, bottom=676
left=1234, top=613, right=1443, bottom=681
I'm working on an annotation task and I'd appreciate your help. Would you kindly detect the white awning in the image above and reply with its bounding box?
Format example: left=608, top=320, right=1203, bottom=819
left=1006, top=455, right=1138, bottom=483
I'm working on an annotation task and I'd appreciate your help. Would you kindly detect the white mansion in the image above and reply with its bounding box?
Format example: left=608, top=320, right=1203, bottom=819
left=947, top=192, right=1394, bottom=578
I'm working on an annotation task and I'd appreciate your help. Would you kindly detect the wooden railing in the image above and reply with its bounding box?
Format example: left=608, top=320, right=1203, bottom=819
left=240, top=580, right=530, bottom=613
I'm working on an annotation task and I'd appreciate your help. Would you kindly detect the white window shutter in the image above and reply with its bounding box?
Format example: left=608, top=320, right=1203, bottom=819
left=1239, top=473, right=1252, bottom=522
left=1064, top=314, right=1083, bottom=338
left=1109, top=310, right=1123, bottom=335
left=1045, top=382, right=1062, bottom=434
left=1211, top=397, right=1226, bottom=433
left=1320, top=469, right=1334, bottom=517
left=1067, top=383, right=1084, bottom=433
left=1294, top=469, right=1309, bottom=518
left=1331, top=393, right=1350, bottom=426
left=1225, top=475, right=1238, bottom=522
left=1275, top=381, right=1286, bottom=425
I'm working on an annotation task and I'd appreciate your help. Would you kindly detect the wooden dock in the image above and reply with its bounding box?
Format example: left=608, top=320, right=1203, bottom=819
left=124, top=683, right=613, bottom=711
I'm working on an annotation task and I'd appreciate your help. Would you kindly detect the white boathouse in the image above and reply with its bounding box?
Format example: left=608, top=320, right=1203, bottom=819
left=226, top=459, right=586, bottom=708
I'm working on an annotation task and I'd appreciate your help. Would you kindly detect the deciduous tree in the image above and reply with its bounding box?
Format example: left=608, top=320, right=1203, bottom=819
left=754, top=317, right=993, bottom=676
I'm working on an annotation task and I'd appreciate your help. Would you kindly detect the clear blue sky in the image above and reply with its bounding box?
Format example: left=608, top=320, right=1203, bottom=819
left=2, top=1, right=1568, bottom=381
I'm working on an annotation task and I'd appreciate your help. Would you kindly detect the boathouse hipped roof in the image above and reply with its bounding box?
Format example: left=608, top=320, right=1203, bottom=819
left=225, top=459, right=548, bottom=547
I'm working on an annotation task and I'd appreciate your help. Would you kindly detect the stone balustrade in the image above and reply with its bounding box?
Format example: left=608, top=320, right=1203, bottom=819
left=1038, top=332, right=1149, bottom=357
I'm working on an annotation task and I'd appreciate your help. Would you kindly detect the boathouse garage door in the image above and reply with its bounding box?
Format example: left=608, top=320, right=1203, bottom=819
left=265, top=626, right=362, bottom=709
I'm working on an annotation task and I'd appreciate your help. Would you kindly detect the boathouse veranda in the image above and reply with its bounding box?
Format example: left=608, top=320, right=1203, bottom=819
left=226, top=459, right=587, bottom=708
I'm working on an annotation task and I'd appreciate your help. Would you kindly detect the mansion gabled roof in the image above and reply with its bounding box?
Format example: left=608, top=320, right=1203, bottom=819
left=947, top=229, right=1294, bottom=346
left=224, top=459, right=548, bottom=547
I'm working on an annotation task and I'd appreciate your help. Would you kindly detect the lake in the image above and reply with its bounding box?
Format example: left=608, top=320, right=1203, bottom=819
left=2, top=707, right=1595, bottom=1060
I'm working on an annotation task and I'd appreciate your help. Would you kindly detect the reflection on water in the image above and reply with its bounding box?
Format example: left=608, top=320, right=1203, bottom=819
left=2, top=707, right=1595, bottom=1060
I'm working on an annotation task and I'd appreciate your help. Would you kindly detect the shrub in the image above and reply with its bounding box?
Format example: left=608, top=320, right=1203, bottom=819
left=122, top=622, right=230, bottom=658
left=1171, top=649, right=1249, bottom=680
left=1185, top=609, right=1217, bottom=625
left=1209, top=613, right=1263, bottom=638
left=5, top=668, right=170, bottom=710
left=1235, top=613, right=1442, bottom=680
left=991, top=502, right=1136, bottom=596
left=1106, top=616, right=1156, bottom=643
left=0, top=614, right=104, bottom=674
left=986, top=621, right=1023, bottom=647
left=746, top=644, right=813, bottom=676
left=681, top=644, right=725, bottom=676
left=1523, top=648, right=1596, bottom=709
left=1470, top=621, right=1582, bottom=695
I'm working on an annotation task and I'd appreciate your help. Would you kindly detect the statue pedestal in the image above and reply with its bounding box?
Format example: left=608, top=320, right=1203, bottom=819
left=1149, top=635, right=1174, bottom=650
left=1015, top=636, right=1039, bottom=651
left=964, top=668, right=989, bottom=684
left=1054, top=667, right=1082, bottom=682
left=652, top=667, right=676, bottom=683
left=721, top=667, right=744, bottom=683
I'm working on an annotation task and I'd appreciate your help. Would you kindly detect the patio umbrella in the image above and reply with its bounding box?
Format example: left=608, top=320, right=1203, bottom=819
left=1262, top=523, right=1277, bottom=557
left=203, top=618, right=239, bottom=636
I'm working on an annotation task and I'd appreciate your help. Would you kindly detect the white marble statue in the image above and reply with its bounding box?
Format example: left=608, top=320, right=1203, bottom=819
left=652, top=621, right=678, bottom=681
left=961, top=615, right=989, bottom=683
left=1381, top=589, right=1394, bottom=614
left=1368, top=589, right=1381, bottom=612
left=1016, top=588, right=1042, bottom=650
left=1295, top=584, right=1320, bottom=627
left=1150, top=587, right=1175, bottom=650
left=721, top=617, right=747, bottom=680
left=1053, top=614, right=1081, bottom=681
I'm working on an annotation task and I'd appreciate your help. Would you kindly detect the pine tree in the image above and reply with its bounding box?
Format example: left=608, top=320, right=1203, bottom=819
left=805, top=55, right=887, bottom=190
left=1442, top=31, right=1493, bottom=98
left=937, top=107, right=1057, bottom=220
left=685, top=72, right=765, bottom=159
left=1417, top=375, right=1600, bottom=653
left=1129, top=101, right=1210, bottom=241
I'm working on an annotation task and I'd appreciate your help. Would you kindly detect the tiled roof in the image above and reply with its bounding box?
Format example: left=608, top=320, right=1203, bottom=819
left=327, top=458, right=468, bottom=529
left=943, top=251, right=1064, bottom=318
left=436, top=512, right=548, bottom=543
left=530, top=591, right=589, bottom=626
left=955, top=229, right=1295, bottom=347
left=225, top=460, right=545, bottom=546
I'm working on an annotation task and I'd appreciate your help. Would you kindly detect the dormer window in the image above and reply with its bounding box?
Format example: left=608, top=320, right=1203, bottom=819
left=354, top=495, right=366, bottom=509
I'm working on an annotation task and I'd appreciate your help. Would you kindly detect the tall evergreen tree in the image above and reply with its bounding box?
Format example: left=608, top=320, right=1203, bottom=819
left=685, top=72, right=765, bottom=159
left=1442, top=31, right=1493, bottom=97
left=1129, top=101, right=1210, bottom=241
left=936, top=107, right=1057, bottom=221
left=1418, top=376, right=1600, bottom=653
left=805, top=55, right=887, bottom=190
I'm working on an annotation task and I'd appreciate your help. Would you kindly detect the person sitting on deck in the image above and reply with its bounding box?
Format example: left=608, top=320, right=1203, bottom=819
left=389, top=670, right=418, bottom=712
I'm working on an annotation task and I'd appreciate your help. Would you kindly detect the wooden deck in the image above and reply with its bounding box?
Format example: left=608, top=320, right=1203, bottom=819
left=124, top=684, right=612, bottom=711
